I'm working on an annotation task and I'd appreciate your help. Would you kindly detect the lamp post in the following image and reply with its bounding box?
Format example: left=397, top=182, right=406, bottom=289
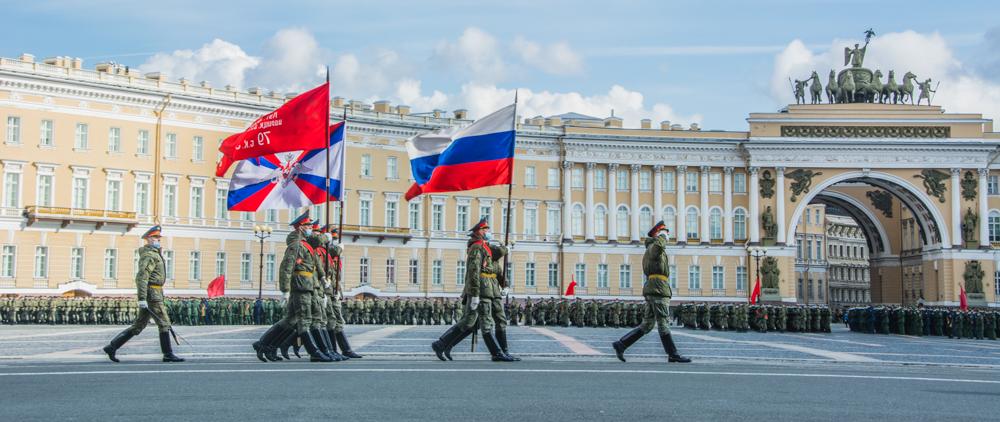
left=253, top=225, right=273, bottom=300
left=751, top=248, right=766, bottom=302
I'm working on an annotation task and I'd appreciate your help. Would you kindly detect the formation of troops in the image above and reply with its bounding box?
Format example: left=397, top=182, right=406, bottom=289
left=674, top=303, right=833, bottom=333
left=847, top=306, right=1000, bottom=340
left=0, top=296, right=284, bottom=326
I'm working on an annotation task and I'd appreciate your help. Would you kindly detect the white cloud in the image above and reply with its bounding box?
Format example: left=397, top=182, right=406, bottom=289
left=512, top=37, right=583, bottom=75
left=770, top=30, right=1000, bottom=122
left=247, top=28, right=328, bottom=92
left=431, top=27, right=507, bottom=83
left=139, top=38, right=259, bottom=88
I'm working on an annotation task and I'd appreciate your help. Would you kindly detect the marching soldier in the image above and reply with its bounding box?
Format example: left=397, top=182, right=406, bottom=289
left=612, top=222, right=690, bottom=363
left=102, top=225, right=185, bottom=363
left=321, top=226, right=362, bottom=358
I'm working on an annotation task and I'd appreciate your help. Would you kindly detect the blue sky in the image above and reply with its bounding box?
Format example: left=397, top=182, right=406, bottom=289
left=3, top=0, right=998, bottom=130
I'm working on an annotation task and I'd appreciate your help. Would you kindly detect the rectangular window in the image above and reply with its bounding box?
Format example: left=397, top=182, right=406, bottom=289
left=192, top=136, right=204, bottom=161
left=2, top=172, right=20, bottom=208
left=669, top=265, right=678, bottom=289
left=72, top=177, right=88, bottom=208
left=594, top=168, right=606, bottom=189
left=688, top=265, right=701, bottom=290
left=432, top=203, right=444, bottom=231
left=506, top=264, right=514, bottom=287
left=70, top=247, right=84, bottom=280
left=74, top=123, right=88, bottom=149
left=1, top=245, right=15, bottom=278
left=215, top=252, right=226, bottom=278
left=385, top=200, right=398, bottom=227
left=712, top=265, right=724, bottom=289
left=617, top=168, right=629, bottom=191
left=806, top=240, right=813, bottom=260
left=619, top=264, right=631, bottom=289
left=546, top=208, right=560, bottom=236
left=480, top=205, right=493, bottom=227
left=639, top=170, right=651, bottom=191
left=686, top=172, right=699, bottom=192
left=359, top=198, right=371, bottom=226
left=432, top=260, right=442, bottom=285
left=409, top=202, right=421, bottom=230
left=525, top=262, right=536, bottom=287
left=360, top=154, right=372, bottom=177
left=386, top=259, right=396, bottom=284
left=456, top=260, right=466, bottom=286
left=524, top=208, right=538, bottom=235
left=571, top=168, right=584, bottom=189
left=189, top=251, right=201, bottom=281
left=34, top=246, right=48, bottom=278
left=105, top=179, right=121, bottom=211
left=265, top=254, right=276, bottom=284
left=165, top=133, right=177, bottom=158
left=137, top=130, right=150, bottom=154
left=525, top=166, right=536, bottom=187
left=736, top=266, right=747, bottom=291
left=386, top=156, right=398, bottom=179
left=39, top=120, right=53, bottom=146
left=734, top=172, right=747, bottom=193
left=547, top=168, right=559, bottom=188
left=989, top=176, right=1000, bottom=195
left=108, top=127, right=121, bottom=152
left=709, top=173, right=722, bottom=193
left=409, top=259, right=419, bottom=284
left=995, top=271, right=1000, bottom=297
left=265, top=209, right=277, bottom=223
left=163, top=184, right=177, bottom=217
left=162, top=250, right=174, bottom=281
left=360, top=257, right=370, bottom=285
left=5, top=116, right=20, bottom=144
left=456, top=204, right=469, bottom=232
left=215, top=188, right=228, bottom=220
left=240, top=253, right=251, bottom=283
left=597, top=264, right=608, bottom=288
left=574, top=263, right=586, bottom=288
left=662, top=170, right=675, bottom=192
left=548, top=263, right=559, bottom=288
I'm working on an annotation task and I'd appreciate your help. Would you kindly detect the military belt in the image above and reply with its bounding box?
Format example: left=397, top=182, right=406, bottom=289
left=149, top=285, right=163, bottom=290
left=480, top=273, right=497, bottom=278
left=296, top=271, right=314, bottom=277
left=647, top=274, right=668, bottom=281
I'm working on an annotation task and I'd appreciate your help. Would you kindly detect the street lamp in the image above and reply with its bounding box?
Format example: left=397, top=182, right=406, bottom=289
left=253, top=225, right=273, bottom=301
left=750, top=248, right=766, bottom=302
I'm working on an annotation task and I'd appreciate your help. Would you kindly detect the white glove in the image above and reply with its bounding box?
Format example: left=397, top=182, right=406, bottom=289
left=137, top=300, right=148, bottom=309
left=324, top=279, right=332, bottom=289
left=334, top=244, right=344, bottom=254
left=501, top=287, right=510, bottom=297
left=323, top=296, right=329, bottom=307
left=469, top=296, right=480, bottom=310
left=337, top=291, right=344, bottom=301
left=282, top=292, right=290, bottom=301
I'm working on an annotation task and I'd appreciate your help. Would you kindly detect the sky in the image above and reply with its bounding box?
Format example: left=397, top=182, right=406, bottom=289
left=2, top=0, right=999, bottom=130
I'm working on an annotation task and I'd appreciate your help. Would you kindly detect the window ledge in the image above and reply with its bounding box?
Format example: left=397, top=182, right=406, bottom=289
left=73, top=148, right=90, bottom=152
left=135, top=153, right=151, bottom=158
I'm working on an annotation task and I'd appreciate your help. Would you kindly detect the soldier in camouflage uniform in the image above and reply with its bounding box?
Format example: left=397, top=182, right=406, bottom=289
left=102, top=226, right=185, bottom=363
left=305, top=225, right=341, bottom=361
left=320, top=226, right=361, bottom=359
left=613, top=222, right=690, bottom=363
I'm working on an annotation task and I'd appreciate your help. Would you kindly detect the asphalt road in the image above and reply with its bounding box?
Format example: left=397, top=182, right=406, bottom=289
left=2, top=325, right=1000, bottom=421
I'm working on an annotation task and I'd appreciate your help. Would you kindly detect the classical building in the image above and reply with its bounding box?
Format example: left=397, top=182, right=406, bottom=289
left=2, top=52, right=1000, bottom=307
left=824, top=211, right=871, bottom=308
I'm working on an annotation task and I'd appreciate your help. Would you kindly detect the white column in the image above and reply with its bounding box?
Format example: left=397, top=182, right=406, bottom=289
left=979, top=168, right=989, bottom=247
left=951, top=168, right=962, bottom=248
left=630, top=164, right=640, bottom=242
left=700, top=166, right=710, bottom=243
left=723, top=166, right=734, bottom=245
left=653, top=165, right=663, bottom=223
left=561, top=161, right=572, bottom=241
left=677, top=166, right=687, bottom=243
left=775, top=167, right=786, bottom=245
left=608, top=163, right=619, bottom=242
left=585, top=162, right=595, bottom=241
left=749, top=167, right=760, bottom=243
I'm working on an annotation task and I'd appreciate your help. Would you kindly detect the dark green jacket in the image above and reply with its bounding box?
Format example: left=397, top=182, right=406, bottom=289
left=135, top=245, right=166, bottom=302
left=641, top=236, right=672, bottom=298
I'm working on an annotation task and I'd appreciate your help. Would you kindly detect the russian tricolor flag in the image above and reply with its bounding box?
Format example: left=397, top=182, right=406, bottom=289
left=405, top=104, right=515, bottom=200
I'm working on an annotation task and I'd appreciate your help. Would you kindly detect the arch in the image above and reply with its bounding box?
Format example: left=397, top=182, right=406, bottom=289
left=571, top=203, right=584, bottom=236
left=733, top=207, right=748, bottom=240
left=685, top=206, right=699, bottom=239
left=989, top=209, right=1000, bottom=243
left=708, top=206, right=723, bottom=240
left=785, top=170, right=950, bottom=247
left=616, top=205, right=630, bottom=237
left=638, top=205, right=653, bottom=232
left=594, top=205, right=607, bottom=237
left=662, top=206, right=677, bottom=237
left=812, top=190, right=894, bottom=255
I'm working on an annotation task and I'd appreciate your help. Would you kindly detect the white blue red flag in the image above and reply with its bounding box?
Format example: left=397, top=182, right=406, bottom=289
left=226, top=122, right=345, bottom=211
left=404, top=104, right=515, bottom=200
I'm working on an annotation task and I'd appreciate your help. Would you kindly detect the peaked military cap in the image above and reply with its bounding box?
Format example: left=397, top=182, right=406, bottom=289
left=469, top=217, right=490, bottom=232
left=142, top=225, right=162, bottom=239
left=290, top=211, right=312, bottom=227
left=647, top=220, right=668, bottom=238
left=323, top=225, right=340, bottom=238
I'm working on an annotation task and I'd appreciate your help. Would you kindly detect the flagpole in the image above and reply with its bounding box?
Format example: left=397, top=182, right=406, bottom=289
left=324, top=67, right=332, bottom=294
left=339, top=104, right=346, bottom=246
left=502, top=92, right=518, bottom=291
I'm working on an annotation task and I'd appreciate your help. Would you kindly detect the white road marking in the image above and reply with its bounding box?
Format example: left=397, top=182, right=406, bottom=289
left=31, top=326, right=263, bottom=359
left=778, top=333, right=884, bottom=347
left=672, top=331, right=880, bottom=363
left=529, top=327, right=602, bottom=355
left=347, top=325, right=414, bottom=349
left=0, top=327, right=122, bottom=340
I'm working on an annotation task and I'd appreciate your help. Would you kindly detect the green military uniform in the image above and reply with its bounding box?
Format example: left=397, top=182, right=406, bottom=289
left=321, top=227, right=361, bottom=358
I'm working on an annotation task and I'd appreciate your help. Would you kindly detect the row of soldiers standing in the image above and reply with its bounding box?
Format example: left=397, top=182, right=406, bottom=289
left=675, top=303, right=833, bottom=333
left=847, top=306, right=1000, bottom=340
left=0, top=296, right=286, bottom=326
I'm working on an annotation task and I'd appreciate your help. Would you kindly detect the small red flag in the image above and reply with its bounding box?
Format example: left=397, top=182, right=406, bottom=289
left=565, top=276, right=577, bottom=297
left=207, top=275, right=226, bottom=298
left=959, top=284, right=968, bottom=311
left=749, top=275, right=761, bottom=304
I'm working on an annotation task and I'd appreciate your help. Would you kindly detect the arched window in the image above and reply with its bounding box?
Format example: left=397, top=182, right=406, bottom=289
left=686, top=207, right=699, bottom=240
left=733, top=208, right=747, bottom=240
left=709, top=208, right=723, bottom=240
left=663, top=207, right=676, bottom=238
left=594, top=205, right=607, bottom=237
left=571, top=204, right=584, bottom=236
left=617, top=205, right=629, bottom=239
left=989, top=210, right=1000, bottom=243
left=639, top=206, right=653, bottom=234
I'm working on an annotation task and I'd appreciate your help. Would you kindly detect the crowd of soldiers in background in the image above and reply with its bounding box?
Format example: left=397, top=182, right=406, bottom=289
left=847, top=306, right=1000, bottom=340
left=2, top=295, right=831, bottom=333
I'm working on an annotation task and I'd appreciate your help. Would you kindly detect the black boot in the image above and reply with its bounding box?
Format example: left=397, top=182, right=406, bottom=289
left=612, top=328, right=645, bottom=362
left=266, top=327, right=294, bottom=362
left=335, top=331, right=363, bottom=358
left=483, top=331, right=515, bottom=362
left=309, top=328, right=335, bottom=361
left=302, top=331, right=333, bottom=362
left=444, top=326, right=474, bottom=361
left=325, top=329, right=347, bottom=361
left=495, top=329, right=521, bottom=361
left=102, top=329, right=135, bottom=363
left=660, top=333, right=691, bottom=363
left=252, top=324, right=284, bottom=363
left=159, top=331, right=185, bottom=363
left=276, top=330, right=296, bottom=360
left=432, top=325, right=465, bottom=361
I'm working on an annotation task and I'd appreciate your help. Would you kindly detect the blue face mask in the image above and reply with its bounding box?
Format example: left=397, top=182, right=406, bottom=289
left=150, top=240, right=161, bottom=249
left=483, top=232, right=492, bottom=241
left=304, top=229, right=313, bottom=237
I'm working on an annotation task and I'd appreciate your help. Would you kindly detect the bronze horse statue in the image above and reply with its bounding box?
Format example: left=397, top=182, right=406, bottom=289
left=825, top=70, right=840, bottom=104
left=881, top=70, right=899, bottom=104
left=808, top=71, right=823, bottom=104
left=840, top=70, right=856, bottom=103
left=860, top=70, right=884, bottom=103
left=899, top=71, right=918, bottom=105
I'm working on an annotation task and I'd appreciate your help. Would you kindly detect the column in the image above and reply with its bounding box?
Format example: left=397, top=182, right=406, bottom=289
left=653, top=165, right=663, bottom=223
left=630, top=164, right=640, bottom=242
left=585, top=162, right=595, bottom=242
left=700, top=166, right=710, bottom=243
left=775, top=167, right=786, bottom=245
left=979, top=168, right=989, bottom=248
left=676, top=166, right=687, bottom=244
left=608, top=163, right=619, bottom=242
left=561, top=161, right=572, bottom=242
left=951, top=168, right=961, bottom=248
left=723, top=166, right=734, bottom=245
left=748, top=167, right=760, bottom=244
